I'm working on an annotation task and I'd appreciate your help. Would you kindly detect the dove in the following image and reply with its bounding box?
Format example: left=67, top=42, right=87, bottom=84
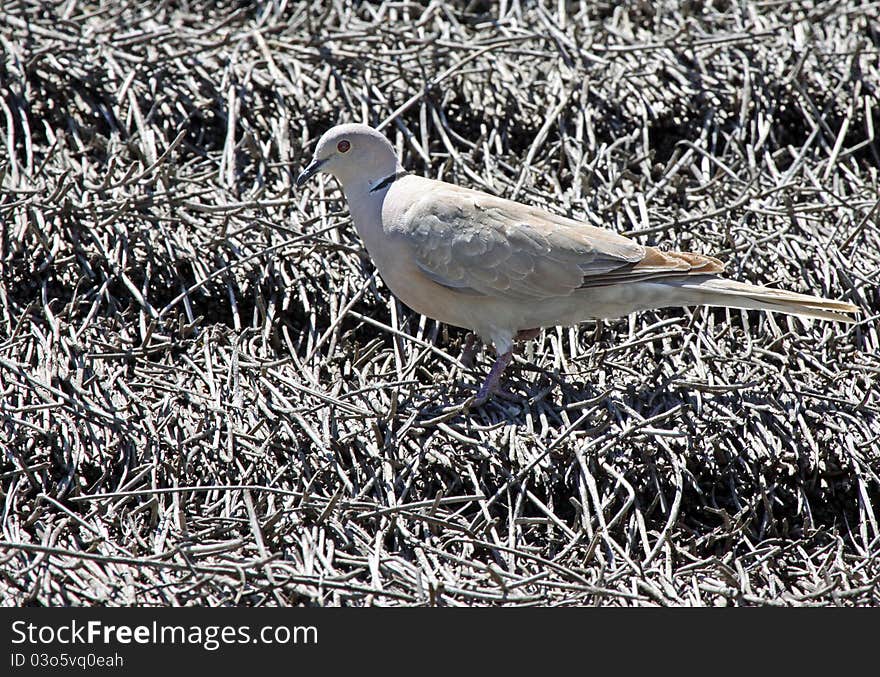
left=296, top=123, right=858, bottom=404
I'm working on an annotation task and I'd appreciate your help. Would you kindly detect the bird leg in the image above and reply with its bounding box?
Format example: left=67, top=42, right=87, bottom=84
left=471, top=328, right=540, bottom=405
left=473, top=349, right=513, bottom=406
left=459, top=333, right=480, bottom=368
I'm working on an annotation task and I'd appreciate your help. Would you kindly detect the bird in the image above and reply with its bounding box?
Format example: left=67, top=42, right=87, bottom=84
left=296, top=123, right=859, bottom=405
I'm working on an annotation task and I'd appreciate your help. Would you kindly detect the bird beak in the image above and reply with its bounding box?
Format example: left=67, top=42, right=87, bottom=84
left=296, top=158, right=326, bottom=188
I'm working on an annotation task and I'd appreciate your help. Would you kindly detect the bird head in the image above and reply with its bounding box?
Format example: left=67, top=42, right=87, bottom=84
left=296, top=123, right=401, bottom=191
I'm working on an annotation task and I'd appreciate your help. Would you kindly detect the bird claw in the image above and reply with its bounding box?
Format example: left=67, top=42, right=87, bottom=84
left=462, top=394, right=481, bottom=410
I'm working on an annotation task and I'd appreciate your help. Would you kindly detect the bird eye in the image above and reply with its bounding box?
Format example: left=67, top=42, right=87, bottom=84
left=337, top=140, right=350, bottom=153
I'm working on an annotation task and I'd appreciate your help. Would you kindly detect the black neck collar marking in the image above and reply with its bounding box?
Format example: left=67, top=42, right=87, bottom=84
left=369, top=170, right=410, bottom=193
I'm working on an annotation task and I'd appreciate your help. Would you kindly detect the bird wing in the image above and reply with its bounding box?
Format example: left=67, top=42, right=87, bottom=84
left=391, top=182, right=723, bottom=301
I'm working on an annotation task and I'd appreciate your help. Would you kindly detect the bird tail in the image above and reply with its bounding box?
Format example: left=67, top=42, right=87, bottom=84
left=664, top=277, right=859, bottom=324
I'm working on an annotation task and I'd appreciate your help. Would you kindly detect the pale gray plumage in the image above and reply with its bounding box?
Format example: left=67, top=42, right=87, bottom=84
left=296, top=123, right=859, bottom=404
left=394, top=185, right=645, bottom=299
